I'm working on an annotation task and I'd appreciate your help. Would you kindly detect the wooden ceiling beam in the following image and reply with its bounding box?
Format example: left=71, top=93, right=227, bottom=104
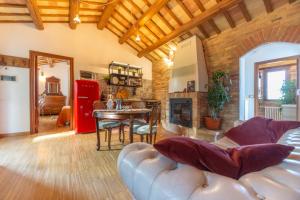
left=262, top=0, right=273, bottom=13
left=119, top=0, right=169, bottom=44
left=198, top=25, right=209, bottom=38
left=238, top=1, right=251, bottom=22
left=195, top=0, right=223, bottom=33
left=97, top=0, right=121, bottom=30
left=129, top=0, right=173, bottom=34
left=138, top=0, right=242, bottom=57
left=124, top=1, right=165, bottom=39
left=0, top=3, right=26, bottom=8
left=157, top=12, right=175, bottom=31
left=69, top=0, right=79, bottom=29
left=111, top=6, right=155, bottom=47
left=216, top=0, right=236, bottom=28
left=194, top=0, right=205, bottom=12
left=164, top=5, right=182, bottom=25
left=208, top=19, right=221, bottom=34
left=0, top=13, right=30, bottom=16
left=176, top=0, right=193, bottom=18
left=223, top=10, right=235, bottom=28
left=26, top=0, right=44, bottom=30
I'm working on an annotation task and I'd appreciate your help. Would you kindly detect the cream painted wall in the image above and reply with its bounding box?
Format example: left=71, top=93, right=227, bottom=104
left=39, top=62, right=70, bottom=105
left=0, top=23, right=152, bottom=134
left=0, top=23, right=152, bottom=80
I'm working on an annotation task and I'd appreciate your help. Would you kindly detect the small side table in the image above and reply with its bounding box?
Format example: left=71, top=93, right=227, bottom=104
left=196, top=128, right=224, bottom=142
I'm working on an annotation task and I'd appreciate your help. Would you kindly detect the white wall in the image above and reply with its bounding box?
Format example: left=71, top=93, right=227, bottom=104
left=0, top=66, right=30, bottom=134
left=0, top=23, right=152, bottom=134
left=0, top=23, right=152, bottom=80
left=239, top=42, right=300, bottom=120
left=39, top=62, right=70, bottom=104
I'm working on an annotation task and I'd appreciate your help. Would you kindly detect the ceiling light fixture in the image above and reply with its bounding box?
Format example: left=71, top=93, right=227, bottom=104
left=163, top=44, right=177, bottom=67
left=74, top=14, right=81, bottom=24
left=135, top=33, right=141, bottom=42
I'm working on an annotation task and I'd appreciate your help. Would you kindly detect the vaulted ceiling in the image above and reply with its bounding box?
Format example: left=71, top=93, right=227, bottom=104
left=0, top=0, right=297, bottom=62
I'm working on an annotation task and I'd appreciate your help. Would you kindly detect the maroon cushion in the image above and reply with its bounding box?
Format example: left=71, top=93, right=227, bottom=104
left=225, top=117, right=300, bottom=145
left=154, top=137, right=240, bottom=178
left=229, top=143, right=294, bottom=177
left=268, top=120, right=300, bottom=141
left=154, top=137, right=294, bottom=179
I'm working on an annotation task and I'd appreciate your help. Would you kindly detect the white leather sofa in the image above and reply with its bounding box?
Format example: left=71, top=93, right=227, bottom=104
left=117, top=128, right=300, bottom=200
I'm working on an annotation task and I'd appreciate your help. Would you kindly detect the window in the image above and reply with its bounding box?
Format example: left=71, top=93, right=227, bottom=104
left=266, top=70, right=286, bottom=100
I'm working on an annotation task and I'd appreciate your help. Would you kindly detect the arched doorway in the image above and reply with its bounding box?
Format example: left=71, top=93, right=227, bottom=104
left=239, top=42, right=300, bottom=120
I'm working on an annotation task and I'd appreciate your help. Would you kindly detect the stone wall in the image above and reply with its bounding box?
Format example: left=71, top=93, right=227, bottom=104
left=96, top=73, right=152, bottom=100
left=153, top=2, right=300, bottom=131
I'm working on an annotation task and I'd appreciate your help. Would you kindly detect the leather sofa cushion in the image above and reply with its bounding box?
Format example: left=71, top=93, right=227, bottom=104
left=225, top=117, right=300, bottom=145
left=154, top=137, right=294, bottom=179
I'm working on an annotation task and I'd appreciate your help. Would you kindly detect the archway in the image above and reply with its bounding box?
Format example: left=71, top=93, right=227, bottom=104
left=239, top=42, right=300, bottom=120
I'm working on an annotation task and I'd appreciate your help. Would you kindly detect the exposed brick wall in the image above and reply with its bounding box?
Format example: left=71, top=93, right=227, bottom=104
left=152, top=60, right=170, bottom=121
left=203, top=2, right=300, bottom=130
left=153, top=2, right=300, bottom=130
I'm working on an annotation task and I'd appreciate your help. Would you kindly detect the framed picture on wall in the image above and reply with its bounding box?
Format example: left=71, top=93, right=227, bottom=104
left=187, top=80, right=195, bottom=92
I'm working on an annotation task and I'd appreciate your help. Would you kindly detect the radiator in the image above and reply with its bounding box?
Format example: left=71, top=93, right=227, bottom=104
left=264, top=106, right=282, bottom=120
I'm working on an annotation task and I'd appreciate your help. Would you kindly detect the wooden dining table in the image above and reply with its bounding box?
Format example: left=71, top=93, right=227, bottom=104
left=93, top=108, right=152, bottom=150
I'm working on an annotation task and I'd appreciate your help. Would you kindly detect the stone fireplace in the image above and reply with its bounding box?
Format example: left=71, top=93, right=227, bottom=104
left=164, top=92, right=207, bottom=134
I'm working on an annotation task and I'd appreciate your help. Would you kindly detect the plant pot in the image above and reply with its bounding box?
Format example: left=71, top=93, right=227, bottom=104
left=204, top=117, right=222, bottom=130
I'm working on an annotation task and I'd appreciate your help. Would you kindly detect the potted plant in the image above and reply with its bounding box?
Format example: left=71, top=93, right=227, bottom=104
left=204, top=70, right=231, bottom=130
left=281, top=80, right=297, bottom=120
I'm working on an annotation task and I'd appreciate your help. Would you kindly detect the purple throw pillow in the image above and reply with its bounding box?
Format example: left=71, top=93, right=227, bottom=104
left=154, top=137, right=294, bottom=179
left=225, top=117, right=300, bottom=145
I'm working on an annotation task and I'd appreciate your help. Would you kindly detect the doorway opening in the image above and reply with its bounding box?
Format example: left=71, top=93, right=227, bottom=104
left=255, top=57, right=299, bottom=121
left=239, top=42, right=300, bottom=121
left=30, top=51, right=74, bottom=134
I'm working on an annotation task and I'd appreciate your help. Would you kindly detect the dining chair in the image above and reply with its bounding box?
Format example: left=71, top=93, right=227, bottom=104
left=122, top=101, right=147, bottom=127
left=93, top=101, right=123, bottom=150
left=132, top=104, right=160, bottom=144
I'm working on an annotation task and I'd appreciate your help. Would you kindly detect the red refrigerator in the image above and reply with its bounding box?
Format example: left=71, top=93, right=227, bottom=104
left=74, top=80, right=100, bottom=134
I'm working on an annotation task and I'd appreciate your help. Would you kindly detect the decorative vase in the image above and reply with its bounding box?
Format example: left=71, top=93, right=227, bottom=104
left=116, top=99, right=122, bottom=110
left=106, top=94, right=114, bottom=110
left=204, top=117, right=222, bottom=130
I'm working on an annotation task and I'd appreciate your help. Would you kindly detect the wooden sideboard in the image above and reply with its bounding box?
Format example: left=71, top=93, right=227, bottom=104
left=39, top=96, right=66, bottom=115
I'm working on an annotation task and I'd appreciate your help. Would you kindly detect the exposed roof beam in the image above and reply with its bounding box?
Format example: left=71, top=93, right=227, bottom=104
left=215, top=0, right=235, bottom=28
left=119, top=0, right=169, bottom=44
left=238, top=1, right=251, bottom=22
left=194, top=0, right=205, bottom=12
left=97, top=0, right=121, bottom=30
left=138, top=0, right=242, bottom=57
left=164, top=4, right=182, bottom=25
left=208, top=20, right=221, bottom=34
left=198, top=25, right=209, bottom=38
left=223, top=10, right=235, bottom=28
left=0, top=3, right=26, bottom=8
left=26, top=0, right=44, bottom=30
left=195, top=0, right=222, bottom=34
left=176, top=0, right=193, bottom=18
left=262, top=0, right=273, bottom=13
left=69, top=0, right=79, bottom=29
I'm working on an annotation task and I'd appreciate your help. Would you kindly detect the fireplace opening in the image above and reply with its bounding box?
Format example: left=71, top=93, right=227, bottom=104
left=169, top=98, right=192, bottom=128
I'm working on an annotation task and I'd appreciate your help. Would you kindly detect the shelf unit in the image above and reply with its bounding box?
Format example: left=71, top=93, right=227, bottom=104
left=108, top=61, right=143, bottom=88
